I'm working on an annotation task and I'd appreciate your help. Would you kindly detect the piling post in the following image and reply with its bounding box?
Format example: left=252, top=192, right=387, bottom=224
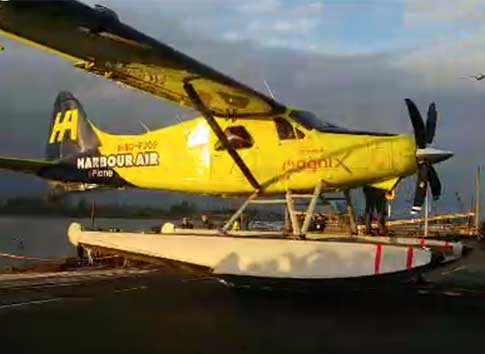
left=424, top=190, right=429, bottom=238
left=90, top=200, right=96, bottom=229
left=475, top=166, right=481, bottom=233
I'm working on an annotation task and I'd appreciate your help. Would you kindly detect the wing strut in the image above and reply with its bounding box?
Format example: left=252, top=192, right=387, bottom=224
left=184, top=82, right=261, bottom=191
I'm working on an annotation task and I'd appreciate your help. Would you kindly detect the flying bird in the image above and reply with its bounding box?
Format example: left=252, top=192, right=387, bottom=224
left=460, top=74, right=485, bottom=81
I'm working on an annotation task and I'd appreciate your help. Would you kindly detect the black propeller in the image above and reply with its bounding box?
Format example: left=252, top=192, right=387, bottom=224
left=405, top=98, right=438, bottom=149
left=426, top=103, right=437, bottom=144
left=404, top=99, right=445, bottom=214
left=406, top=98, right=427, bottom=149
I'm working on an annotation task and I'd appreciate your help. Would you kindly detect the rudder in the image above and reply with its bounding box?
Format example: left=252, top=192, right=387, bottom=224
left=45, top=91, right=100, bottom=161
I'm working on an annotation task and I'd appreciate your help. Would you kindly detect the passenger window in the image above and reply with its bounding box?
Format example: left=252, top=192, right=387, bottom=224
left=215, top=126, right=254, bottom=150
left=275, top=117, right=296, bottom=140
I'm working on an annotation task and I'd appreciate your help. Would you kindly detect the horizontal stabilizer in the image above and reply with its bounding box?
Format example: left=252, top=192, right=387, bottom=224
left=0, top=157, right=55, bottom=174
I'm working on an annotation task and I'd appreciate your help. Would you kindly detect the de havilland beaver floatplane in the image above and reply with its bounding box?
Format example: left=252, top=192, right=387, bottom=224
left=0, top=1, right=460, bottom=289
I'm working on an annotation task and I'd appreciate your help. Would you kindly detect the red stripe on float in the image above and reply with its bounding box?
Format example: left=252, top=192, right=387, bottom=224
left=375, top=244, right=383, bottom=275
left=407, top=247, right=414, bottom=270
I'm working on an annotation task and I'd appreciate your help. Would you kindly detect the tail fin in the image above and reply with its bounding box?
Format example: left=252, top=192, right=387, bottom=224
left=45, top=91, right=100, bottom=161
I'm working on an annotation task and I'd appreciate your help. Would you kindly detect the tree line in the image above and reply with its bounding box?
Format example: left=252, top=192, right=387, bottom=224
left=0, top=197, right=200, bottom=218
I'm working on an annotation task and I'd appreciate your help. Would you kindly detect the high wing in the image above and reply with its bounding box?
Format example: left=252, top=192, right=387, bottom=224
left=0, top=1, right=286, bottom=118
left=0, top=157, right=55, bottom=175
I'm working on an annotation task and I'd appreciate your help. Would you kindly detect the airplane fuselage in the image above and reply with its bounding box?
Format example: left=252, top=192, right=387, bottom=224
left=73, top=111, right=417, bottom=196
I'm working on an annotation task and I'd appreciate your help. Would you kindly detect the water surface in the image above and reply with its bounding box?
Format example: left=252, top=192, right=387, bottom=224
left=0, top=216, right=163, bottom=268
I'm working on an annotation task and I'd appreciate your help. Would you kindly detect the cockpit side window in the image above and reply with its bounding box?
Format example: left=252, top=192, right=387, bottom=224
left=215, top=126, right=254, bottom=150
left=295, top=128, right=305, bottom=139
left=275, top=117, right=296, bottom=140
left=274, top=117, right=305, bottom=140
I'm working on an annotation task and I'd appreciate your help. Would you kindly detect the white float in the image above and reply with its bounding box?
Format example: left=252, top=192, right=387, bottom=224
left=68, top=223, right=432, bottom=283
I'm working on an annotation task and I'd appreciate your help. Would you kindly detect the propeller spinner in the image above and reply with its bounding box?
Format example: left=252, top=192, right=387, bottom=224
left=404, top=99, right=453, bottom=214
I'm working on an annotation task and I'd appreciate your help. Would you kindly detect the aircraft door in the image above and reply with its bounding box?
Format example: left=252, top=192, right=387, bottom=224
left=273, top=117, right=310, bottom=186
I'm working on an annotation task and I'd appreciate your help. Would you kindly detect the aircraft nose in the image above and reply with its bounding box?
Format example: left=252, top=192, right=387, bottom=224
left=416, top=147, right=454, bottom=164
left=387, top=135, right=417, bottom=177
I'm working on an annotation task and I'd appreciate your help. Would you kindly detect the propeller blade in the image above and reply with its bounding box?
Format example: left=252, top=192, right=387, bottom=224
left=427, top=165, right=442, bottom=200
left=411, top=164, right=428, bottom=213
left=426, top=102, right=437, bottom=144
left=405, top=98, right=427, bottom=149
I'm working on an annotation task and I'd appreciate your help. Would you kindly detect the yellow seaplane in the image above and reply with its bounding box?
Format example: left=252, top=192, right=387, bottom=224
left=0, top=1, right=459, bottom=287
left=0, top=1, right=452, bottom=208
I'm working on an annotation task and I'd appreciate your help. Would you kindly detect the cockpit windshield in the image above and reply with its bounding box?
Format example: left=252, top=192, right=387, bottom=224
left=289, top=110, right=340, bottom=131
left=289, top=109, right=396, bottom=137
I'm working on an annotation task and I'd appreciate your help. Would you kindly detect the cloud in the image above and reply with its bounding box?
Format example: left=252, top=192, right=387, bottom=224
left=222, top=31, right=245, bottom=42
left=90, top=0, right=325, bottom=52
left=219, top=2, right=324, bottom=51
left=271, top=18, right=319, bottom=34
left=393, top=24, right=485, bottom=88
left=396, top=1, right=485, bottom=95
left=238, top=0, right=282, bottom=14
left=404, top=0, right=485, bottom=27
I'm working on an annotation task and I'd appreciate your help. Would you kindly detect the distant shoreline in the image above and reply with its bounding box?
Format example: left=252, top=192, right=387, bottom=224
left=0, top=213, right=169, bottom=220
left=0, top=197, right=203, bottom=220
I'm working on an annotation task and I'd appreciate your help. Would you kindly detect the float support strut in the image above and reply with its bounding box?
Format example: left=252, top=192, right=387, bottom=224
left=286, top=191, right=300, bottom=238
left=222, top=191, right=260, bottom=233
left=301, top=181, right=323, bottom=235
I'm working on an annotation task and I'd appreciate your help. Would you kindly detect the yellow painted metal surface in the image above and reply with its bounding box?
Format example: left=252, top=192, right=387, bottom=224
left=86, top=112, right=417, bottom=196
left=0, top=29, right=80, bottom=62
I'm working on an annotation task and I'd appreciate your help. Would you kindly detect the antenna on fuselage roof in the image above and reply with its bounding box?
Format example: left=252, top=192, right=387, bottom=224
left=263, top=80, right=276, bottom=100
left=138, top=121, right=151, bottom=133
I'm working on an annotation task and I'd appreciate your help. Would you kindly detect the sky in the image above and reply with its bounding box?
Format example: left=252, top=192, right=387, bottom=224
left=87, top=0, right=485, bottom=54
left=1, top=0, right=485, bottom=213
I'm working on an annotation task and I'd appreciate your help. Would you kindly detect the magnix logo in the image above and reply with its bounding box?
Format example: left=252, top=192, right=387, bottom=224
left=49, top=109, right=79, bottom=144
left=282, top=151, right=352, bottom=174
